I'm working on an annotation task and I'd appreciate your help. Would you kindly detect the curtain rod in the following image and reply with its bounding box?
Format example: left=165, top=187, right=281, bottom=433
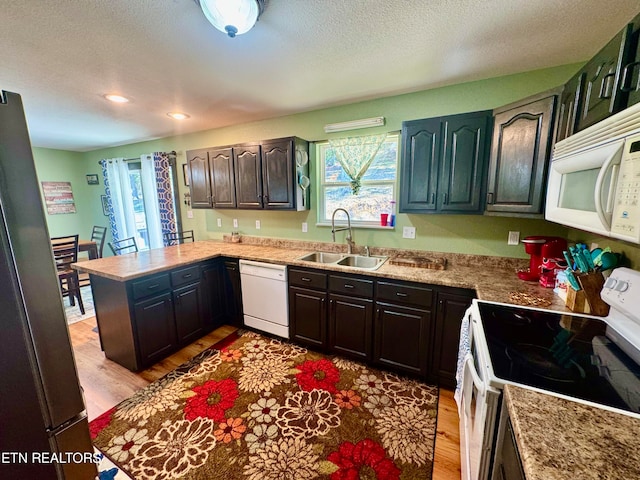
left=98, top=151, right=177, bottom=165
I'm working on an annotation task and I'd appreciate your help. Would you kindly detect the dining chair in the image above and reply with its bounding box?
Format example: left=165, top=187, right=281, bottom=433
left=91, top=225, right=108, bottom=258
left=108, top=237, right=138, bottom=256
left=164, top=230, right=195, bottom=246
left=51, top=234, right=84, bottom=315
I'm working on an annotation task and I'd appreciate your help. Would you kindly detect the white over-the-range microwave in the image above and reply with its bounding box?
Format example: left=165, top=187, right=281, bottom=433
left=546, top=101, right=640, bottom=243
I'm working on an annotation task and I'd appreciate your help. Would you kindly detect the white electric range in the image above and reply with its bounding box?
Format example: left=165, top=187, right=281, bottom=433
left=457, top=267, right=640, bottom=480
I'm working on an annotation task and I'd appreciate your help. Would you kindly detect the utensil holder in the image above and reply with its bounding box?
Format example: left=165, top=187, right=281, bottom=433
left=576, top=271, right=610, bottom=316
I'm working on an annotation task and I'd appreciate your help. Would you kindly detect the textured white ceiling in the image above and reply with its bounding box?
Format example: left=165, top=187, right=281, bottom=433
left=1, top=0, right=640, bottom=151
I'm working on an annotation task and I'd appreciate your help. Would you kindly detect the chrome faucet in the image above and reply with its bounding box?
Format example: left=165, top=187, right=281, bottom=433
left=331, top=208, right=355, bottom=254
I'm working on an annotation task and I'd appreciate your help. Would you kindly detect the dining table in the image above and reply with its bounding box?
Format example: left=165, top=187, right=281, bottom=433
left=78, top=239, right=98, bottom=260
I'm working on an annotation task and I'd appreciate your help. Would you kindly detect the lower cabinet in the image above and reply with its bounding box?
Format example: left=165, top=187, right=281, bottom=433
left=287, top=267, right=473, bottom=385
left=200, top=259, right=226, bottom=330
left=223, top=258, right=243, bottom=326
left=133, top=291, right=177, bottom=367
left=430, top=288, right=476, bottom=388
left=173, top=282, right=204, bottom=345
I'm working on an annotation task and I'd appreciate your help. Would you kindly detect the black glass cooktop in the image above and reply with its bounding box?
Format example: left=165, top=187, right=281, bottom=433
left=477, top=302, right=640, bottom=415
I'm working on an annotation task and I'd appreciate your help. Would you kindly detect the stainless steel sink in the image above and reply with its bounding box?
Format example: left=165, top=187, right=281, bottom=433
left=297, top=252, right=388, bottom=271
left=337, top=254, right=387, bottom=270
left=297, top=252, right=343, bottom=263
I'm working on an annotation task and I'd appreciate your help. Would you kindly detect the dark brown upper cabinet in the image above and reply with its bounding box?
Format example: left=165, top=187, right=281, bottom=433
left=486, top=90, right=559, bottom=215
left=575, top=23, right=634, bottom=132
left=621, top=14, right=640, bottom=108
left=187, top=136, right=309, bottom=211
left=399, top=111, right=491, bottom=214
left=556, top=72, right=585, bottom=142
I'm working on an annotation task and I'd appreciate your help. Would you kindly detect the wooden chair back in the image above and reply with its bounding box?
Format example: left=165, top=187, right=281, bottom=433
left=91, top=226, right=108, bottom=258
left=51, top=234, right=84, bottom=314
left=164, top=230, right=195, bottom=246
left=108, top=237, right=138, bottom=256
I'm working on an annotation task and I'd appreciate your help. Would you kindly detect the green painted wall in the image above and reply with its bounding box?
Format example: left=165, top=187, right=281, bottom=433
left=35, top=64, right=594, bottom=258
left=32, top=147, right=106, bottom=240
left=567, top=229, right=640, bottom=270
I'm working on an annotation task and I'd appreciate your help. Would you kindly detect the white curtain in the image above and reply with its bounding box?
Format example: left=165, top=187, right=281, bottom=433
left=329, top=133, right=387, bottom=194
left=105, top=158, right=138, bottom=242
left=140, top=154, right=164, bottom=249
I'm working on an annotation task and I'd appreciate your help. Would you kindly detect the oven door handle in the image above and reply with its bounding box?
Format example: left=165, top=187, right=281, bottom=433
left=463, top=353, right=485, bottom=396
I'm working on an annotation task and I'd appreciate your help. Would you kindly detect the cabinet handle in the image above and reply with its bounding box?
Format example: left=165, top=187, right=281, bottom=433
left=487, top=192, right=494, bottom=204
left=430, top=193, right=436, bottom=204
left=443, top=193, right=449, bottom=205
left=599, top=72, right=615, bottom=99
left=344, top=284, right=355, bottom=289
left=621, top=61, right=640, bottom=92
left=301, top=277, right=312, bottom=282
left=147, top=284, right=159, bottom=290
left=182, top=273, right=193, bottom=279
left=396, top=292, right=408, bottom=297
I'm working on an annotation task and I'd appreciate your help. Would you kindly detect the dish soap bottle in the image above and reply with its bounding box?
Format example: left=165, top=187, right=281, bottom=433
left=387, top=200, right=396, bottom=227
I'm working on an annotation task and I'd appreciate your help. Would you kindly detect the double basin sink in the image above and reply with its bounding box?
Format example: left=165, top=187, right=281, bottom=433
left=297, top=251, right=388, bottom=271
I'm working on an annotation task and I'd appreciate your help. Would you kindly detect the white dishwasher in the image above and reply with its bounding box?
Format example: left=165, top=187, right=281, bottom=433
left=239, top=260, right=289, bottom=338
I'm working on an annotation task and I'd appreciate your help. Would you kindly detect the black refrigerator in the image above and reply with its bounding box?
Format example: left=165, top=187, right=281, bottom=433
left=0, top=91, right=97, bottom=479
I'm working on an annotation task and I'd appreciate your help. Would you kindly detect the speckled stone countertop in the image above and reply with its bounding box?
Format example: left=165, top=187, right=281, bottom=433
left=73, top=236, right=570, bottom=310
left=504, top=384, right=640, bottom=480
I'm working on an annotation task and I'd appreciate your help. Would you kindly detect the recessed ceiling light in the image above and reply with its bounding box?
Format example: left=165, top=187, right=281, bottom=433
left=167, top=112, right=190, bottom=120
left=104, top=94, right=130, bottom=103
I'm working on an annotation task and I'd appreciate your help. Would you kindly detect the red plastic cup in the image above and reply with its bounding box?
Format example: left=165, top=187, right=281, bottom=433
left=380, top=213, right=388, bottom=226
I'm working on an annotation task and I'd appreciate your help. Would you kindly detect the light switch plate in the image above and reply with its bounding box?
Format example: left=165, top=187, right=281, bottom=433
left=233, top=219, right=238, bottom=228
left=187, top=210, right=193, bottom=219
left=508, top=231, right=520, bottom=245
left=255, top=220, right=261, bottom=229
left=302, top=222, right=308, bottom=233
left=217, top=218, right=222, bottom=227
left=402, top=226, right=416, bottom=239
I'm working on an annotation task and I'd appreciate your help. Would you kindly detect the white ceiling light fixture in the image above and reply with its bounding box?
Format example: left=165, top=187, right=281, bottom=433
left=104, top=94, right=130, bottom=103
left=167, top=112, right=190, bottom=120
left=323, top=116, right=386, bottom=133
left=197, top=0, right=265, bottom=38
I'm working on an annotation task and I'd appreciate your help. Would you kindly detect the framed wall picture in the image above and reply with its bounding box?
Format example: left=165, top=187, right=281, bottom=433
left=101, top=195, right=109, bottom=216
left=183, top=164, right=190, bottom=186
left=86, top=174, right=99, bottom=185
left=41, top=181, right=76, bottom=214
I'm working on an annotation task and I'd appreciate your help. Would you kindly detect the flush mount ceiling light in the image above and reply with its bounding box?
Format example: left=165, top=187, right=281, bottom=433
left=167, top=112, right=190, bottom=120
left=323, top=116, right=386, bottom=133
left=197, top=0, right=265, bottom=38
left=104, top=94, right=130, bottom=103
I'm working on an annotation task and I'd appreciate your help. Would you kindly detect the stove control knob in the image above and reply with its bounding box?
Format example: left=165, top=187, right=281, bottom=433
left=614, top=281, right=629, bottom=292
left=604, top=277, right=618, bottom=289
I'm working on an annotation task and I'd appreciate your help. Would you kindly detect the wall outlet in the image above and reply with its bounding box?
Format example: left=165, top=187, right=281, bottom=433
left=508, top=231, right=520, bottom=245
left=302, top=222, right=308, bottom=233
left=217, top=218, right=222, bottom=227
left=402, top=226, right=416, bottom=239
left=233, top=218, right=238, bottom=228
left=255, top=220, right=261, bottom=230
left=187, top=210, right=193, bottom=219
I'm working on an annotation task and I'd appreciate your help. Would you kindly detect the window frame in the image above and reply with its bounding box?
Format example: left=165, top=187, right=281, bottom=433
left=316, top=133, right=399, bottom=228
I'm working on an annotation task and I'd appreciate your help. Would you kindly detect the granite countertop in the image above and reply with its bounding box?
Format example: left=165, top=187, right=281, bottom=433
left=73, top=237, right=569, bottom=311
left=504, top=384, right=640, bottom=480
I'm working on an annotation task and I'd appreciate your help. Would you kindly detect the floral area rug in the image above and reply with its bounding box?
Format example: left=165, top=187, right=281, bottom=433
left=90, top=330, right=439, bottom=479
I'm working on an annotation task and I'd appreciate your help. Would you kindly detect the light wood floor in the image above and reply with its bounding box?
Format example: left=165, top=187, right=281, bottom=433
left=68, top=317, right=461, bottom=479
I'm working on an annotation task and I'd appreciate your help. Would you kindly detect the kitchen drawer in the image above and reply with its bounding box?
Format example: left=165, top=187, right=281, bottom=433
left=132, top=273, right=171, bottom=300
left=376, top=280, right=433, bottom=308
left=289, top=268, right=327, bottom=290
left=329, top=274, right=374, bottom=297
left=170, top=265, right=201, bottom=288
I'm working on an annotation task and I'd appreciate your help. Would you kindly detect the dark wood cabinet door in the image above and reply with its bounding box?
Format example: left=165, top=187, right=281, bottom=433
left=187, top=149, right=212, bottom=208
left=373, top=302, right=431, bottom=377
left=556, top=72, right=585, bottom=142
left=173, top=282, right=204, bottom=345
left=234, top=144, right=262, bottom=209
left=223, top=259, right=243, bottom=326
left=289, top=286, right=327, bottom=349
left=208, top=147, right=236, bottom=208
left=431, top=290, right=474, bottom=388
left=329, top=293, right=373, bottom=362
left=399, top=118, right=441, bottom=212
left=577, top=24, right=633, bottom=131
left=200, top=260, right=225, bottom=329
left=133, top=292, right=177, bottom=367
left=439, top=112, right=491, bottom=212
left=262, top=139, right=295, bottom=209
left=486, top=93, right=557, bottom=214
